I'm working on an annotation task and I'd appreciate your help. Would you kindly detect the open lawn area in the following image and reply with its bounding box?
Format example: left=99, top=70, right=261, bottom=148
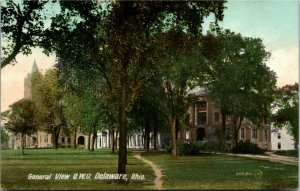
left=142, top=152, right=298, bottom=190
left=1, top=149, right=298, bottom=190
left=1, top=149, right=154, bottom=190
left=274, top=150, right=298, bottom=158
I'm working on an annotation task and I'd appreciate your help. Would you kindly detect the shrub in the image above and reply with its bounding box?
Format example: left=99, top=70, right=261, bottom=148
left=165, top=142, right=201, bottom=156
left=233, top=140, right=264, bottom=154
left=178, top=142, right=202, bottom=155
left=164, top=143, right=172, bottom=154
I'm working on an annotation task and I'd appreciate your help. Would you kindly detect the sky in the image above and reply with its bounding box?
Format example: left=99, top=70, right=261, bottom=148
left=1, top=0, right=299, bottom=112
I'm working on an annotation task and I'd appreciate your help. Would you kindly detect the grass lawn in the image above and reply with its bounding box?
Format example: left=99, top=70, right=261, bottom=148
left=142, top=152, right=298, bottom=190
left=274, top=150, right=298, bottom=157
left=1, top=148, right=155, bottom=190
left=1, top=149, right=298, bottom=190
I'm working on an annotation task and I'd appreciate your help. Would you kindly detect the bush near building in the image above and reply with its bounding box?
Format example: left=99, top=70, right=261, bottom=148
left=233, top=140, right=265, bottom=154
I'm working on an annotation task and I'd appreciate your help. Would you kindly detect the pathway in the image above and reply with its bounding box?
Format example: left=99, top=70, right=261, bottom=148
left=133, top=153, right=163, bottom=190
left=224, top=152, right=298, bottom=166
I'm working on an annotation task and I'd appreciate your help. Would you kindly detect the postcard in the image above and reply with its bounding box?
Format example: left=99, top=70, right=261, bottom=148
left=1, top=0, right=298, bottom=190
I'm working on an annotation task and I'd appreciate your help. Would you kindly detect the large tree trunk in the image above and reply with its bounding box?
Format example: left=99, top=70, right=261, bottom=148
left=118, top=74, right=128, bottom=174
left=170, top=117, right=177, bottom=159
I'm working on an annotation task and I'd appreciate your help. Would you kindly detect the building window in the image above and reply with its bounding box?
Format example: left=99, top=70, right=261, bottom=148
left=61, top=137, right=65, bottom=143
left=198, top=112, right=206, bottom=126
left=240, top=128, right=245, bottom=139
left=68, top=138, right=71, bottom=143
left=44, top=135, right=48, bottom=143
left=278, top=133, right=281, bottom=139
left=264, top=130, right=268, bottom=141
left=214, top=112, right=219, bottom=122
left=278, top=142, right=281, bottom=149
left=252, top=129, right=257, bottom=139
left=197, top=101, right=207, bottom=111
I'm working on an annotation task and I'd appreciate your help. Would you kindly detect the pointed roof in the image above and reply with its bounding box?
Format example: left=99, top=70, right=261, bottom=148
left=31, top=59, right=38, bottom=74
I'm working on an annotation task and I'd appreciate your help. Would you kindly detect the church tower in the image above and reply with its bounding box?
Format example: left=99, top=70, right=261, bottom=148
left=24, top=59, right=39, bottom=99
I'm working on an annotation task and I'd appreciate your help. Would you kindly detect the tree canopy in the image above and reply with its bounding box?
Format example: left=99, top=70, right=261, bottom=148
left=5, top=99, right=36, bottom=154
left=1, top=0, right=49, bottom=68
left=272, top=83, right=298, bottom=149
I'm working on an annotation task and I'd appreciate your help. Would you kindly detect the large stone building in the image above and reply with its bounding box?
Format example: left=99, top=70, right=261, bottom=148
left=10, top=61, right=272, bottom=151
left=185, top=87, right=271, bottom=150
left=10, top=61, right=163, bottom=150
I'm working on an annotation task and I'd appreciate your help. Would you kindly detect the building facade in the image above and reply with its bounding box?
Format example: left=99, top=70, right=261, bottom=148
left=185, top=87, right=271, bottom=150
left=271, top=126, right=296, bottom=150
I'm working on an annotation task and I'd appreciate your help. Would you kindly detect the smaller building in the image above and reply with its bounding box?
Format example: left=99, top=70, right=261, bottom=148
left=271, top=126, right=296, bottom=150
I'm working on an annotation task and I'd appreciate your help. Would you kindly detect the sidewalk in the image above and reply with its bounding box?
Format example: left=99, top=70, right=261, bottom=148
left=224, top=152, right=298, bottom=166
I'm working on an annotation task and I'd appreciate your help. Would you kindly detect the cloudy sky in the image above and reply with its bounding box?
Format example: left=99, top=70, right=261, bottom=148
left=1, top=0, right=299, bottom=111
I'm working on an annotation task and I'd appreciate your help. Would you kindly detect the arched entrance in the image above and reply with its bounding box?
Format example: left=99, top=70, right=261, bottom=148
left=196, top=128, right=205, bottom=141
left=77, top=136, right=85, bottom=145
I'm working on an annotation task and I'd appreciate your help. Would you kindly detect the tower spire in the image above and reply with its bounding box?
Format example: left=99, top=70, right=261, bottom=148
left=31, top=58, right=38, bottom=74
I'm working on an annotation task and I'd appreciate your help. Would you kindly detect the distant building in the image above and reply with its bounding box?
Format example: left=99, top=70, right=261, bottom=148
left=10, top=60, right=164, bottom=150
left=186, top=87, right=271, bottom=150
left=271, top=126, right=296, bottom=150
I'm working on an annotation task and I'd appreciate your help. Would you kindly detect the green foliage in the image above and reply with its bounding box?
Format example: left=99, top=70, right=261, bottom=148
left=177, top=142, right=202, bottom=156
left=5, top=99, right=37, bottom=136
left=45, top=1, right=227, bottom=171
left=198, top=141, right=222, bottom=153
left=272, top=83, right=298, bottom=146
left=1, top=129, right=10, bottom=149
left=31, top=69, right=66, bottom=148
left=207, top=29, right=276, bottom=123
left=203, top=29, right=277, bottom=150
left=1, top=1, right=50, bottom=68
left=165, top=142, right=202, bottom=156
left=232, top=140, right=264, bottom=154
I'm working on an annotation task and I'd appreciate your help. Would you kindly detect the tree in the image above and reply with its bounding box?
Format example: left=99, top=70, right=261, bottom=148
left=31, top=69, right=66, bottom=149
left=273, top=83, right=298, bottom=149
left=45, top=0, right=226, bottom=174
left=1, top=0, right=48, bottom=68
left=205, top=29, right=277, bottom=151
left=101, top=1, right=226, bottom=171
left=79, top=89, right=104, bottom=151
left=155, top=31, right=208, bottom=159
left=57, top=59, right=105, bottom=151
left=128, top=77, right=168, bottom=151
left=5, top=99, right=36, bottom=155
